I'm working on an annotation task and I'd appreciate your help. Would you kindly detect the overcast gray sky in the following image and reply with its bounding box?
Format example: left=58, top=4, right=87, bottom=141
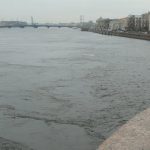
left=0, top=0, right=149, bottom=23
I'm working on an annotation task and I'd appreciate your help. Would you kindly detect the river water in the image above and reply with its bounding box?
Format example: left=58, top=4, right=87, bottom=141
left=0, top=28, right=150, bottom=150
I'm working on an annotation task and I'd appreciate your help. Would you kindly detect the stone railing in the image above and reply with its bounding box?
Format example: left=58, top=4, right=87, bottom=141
left=98, top=108, right=150, bottom=150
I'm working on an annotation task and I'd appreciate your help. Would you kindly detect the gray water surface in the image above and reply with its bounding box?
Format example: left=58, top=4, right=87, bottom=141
left=0, top=28, right=150, bottom=150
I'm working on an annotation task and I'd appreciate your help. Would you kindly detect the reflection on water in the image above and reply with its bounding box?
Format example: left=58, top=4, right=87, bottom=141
left=0, top=28, right=150, bottom=150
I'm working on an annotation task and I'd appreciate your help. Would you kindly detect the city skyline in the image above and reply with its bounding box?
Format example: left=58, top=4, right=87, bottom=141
left=0, top=0, right=149, bottom=23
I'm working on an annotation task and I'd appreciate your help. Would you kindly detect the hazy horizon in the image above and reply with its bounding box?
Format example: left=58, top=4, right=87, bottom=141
left=0, top=0, right=149, bottom=23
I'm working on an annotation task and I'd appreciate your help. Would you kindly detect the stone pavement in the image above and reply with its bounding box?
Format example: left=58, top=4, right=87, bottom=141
left=98, top=108, right=150, bottom=150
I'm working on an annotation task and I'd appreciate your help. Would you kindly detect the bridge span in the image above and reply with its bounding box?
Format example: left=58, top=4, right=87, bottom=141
left=0, top=24, right=80, bottom=29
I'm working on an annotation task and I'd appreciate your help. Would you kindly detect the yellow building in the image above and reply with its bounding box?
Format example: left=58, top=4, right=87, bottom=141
left=109, top=18, right=128, bottom=31
left=148, top=12, right=150, bottom=32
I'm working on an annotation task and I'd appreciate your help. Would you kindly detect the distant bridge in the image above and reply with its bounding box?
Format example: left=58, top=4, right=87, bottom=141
left=0, top=24, right=80, bottom=29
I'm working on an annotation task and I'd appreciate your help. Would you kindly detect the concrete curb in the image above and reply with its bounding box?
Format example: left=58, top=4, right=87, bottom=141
left=98, top=108, right=150, bottom=150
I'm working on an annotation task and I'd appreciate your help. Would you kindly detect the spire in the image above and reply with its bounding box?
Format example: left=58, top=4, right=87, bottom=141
left=31, top=16, right=34, bottom=25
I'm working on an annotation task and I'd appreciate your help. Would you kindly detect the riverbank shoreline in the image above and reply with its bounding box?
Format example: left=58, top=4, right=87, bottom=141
left=112, top=32, right=150, bottom=41
left=82, top=28, right=150, bottom=41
